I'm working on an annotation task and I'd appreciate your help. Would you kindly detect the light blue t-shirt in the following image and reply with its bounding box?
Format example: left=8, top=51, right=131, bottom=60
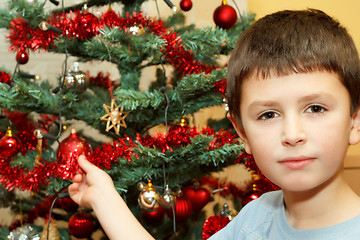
left=209, top=190, right=360, bottom=240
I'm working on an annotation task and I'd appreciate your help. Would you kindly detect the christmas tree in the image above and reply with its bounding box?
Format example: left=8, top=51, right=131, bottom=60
left=0, top=0, right=278, bottom=239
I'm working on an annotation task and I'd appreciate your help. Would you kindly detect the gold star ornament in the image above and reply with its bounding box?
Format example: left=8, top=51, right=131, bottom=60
left=100, top=99, right=129, bottom=135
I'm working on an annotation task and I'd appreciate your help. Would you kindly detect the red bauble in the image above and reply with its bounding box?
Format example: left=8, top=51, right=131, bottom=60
left=58, top=128, right=92, bottom=160
left=16, top=50, right=29, bottom=64
left=180, top=0, right=193, bottom=11
left=166, top=196, right=192, bottom=222
left=0, top=127, right=22, bottom=158
left=241, top=188, right=262, bottom=206
left=57, top=129, right=92, bottom=179
left=58, top=197, right=79, bottom=212
left=202, top=215, right=230, bottom=240
left=68, top=212, right=95, bottom=238
left=141, top=206, right=165, bottom=226
left=213, top=2, right=238, bottom=29
left=182, top=186, right=211, bottom=213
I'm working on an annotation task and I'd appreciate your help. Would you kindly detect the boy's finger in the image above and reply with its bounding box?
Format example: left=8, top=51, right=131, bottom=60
left=77, top=155, right=96, bottom=173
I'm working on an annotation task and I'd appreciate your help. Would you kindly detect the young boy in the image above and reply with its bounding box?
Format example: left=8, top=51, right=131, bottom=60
left=69, top=9, right=360, bottom=239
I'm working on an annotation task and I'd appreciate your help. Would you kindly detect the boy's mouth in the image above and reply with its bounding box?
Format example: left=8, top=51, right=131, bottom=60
left=278, top=156, right=316, bottom=169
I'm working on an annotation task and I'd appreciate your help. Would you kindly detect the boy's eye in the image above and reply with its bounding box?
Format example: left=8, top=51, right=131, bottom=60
left=258, top=111, right=279, bottom=120
left=306, top=105, right=327, bottom=114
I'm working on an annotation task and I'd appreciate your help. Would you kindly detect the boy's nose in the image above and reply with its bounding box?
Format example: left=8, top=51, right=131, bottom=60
left=281, top=116, right=307, bottom=146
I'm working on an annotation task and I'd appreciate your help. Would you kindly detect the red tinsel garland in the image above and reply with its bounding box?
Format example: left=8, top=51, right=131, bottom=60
left=8, top=11, right=218, bottom=77
left=88, top=72, right=117, bottom=89
left=202, top=215, right=230, bottom=239
left=0, top=125, right=238, bottom=191
left=0, top=71, right=12, bottom=85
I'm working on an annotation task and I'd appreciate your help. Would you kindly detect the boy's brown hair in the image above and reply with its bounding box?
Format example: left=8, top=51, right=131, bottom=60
left=227, top=9, right=360, bottom=123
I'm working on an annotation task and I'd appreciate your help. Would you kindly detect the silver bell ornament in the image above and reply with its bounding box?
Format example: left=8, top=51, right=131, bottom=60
left=159, top=185, right=176, bottom=209
left=138, top=180, right=160, bottom=212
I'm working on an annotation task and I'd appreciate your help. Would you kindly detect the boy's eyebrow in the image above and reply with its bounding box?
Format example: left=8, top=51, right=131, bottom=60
left=248, top=100, right=279, bottom=109
left=248, top=93, right=335, bottom=109
left=298, top=93, right=336, bottom=103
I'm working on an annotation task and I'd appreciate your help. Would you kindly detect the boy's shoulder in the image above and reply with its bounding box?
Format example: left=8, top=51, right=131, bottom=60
left=209, top=190, right=283, bottom=240
left=210, top=190, right=360, bottom=240
left=239, top=190, right=283, bottom=219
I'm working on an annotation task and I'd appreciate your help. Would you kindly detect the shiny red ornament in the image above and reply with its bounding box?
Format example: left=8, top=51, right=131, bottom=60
left=58, top=129, right=92, bottom=160
left=166, top=195, right=192, bottom=222
left=0, top=127, right=22, bottom=158
left=180, top=0, right=193, bottom=11
left=213, top=0, right=238, bottom=29
left=57, top=129, right=92, bottom=179
left=16, top=50, right=29, bottom=64
left=202, top=215, right=230, bottom=239
left=68, top=212, right=95, bottom=238
left=141, top=206, right=165, bottom=226
left=182, top=186, right=211, bottom=213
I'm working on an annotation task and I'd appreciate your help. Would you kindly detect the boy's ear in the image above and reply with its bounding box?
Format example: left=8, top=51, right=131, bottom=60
left=349, top=107, right=360, bottom=145
left=227, top=113, right=252, bottom=154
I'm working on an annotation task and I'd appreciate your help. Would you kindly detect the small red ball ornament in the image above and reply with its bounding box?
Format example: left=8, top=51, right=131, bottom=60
left=213, top=0, right=238, bottom=29
left=166, top=195, right=192, bottom=222
left=16, top=50, right=29, bottom=65
left=0, top=127, right=22, bottom=158
left=68, top=212, right=95, bottom=238
left=182, top=186, right=211, bottom=213
left=241, top=183, right=262, bottom=206
left=180, top=0, right=193, bottom=11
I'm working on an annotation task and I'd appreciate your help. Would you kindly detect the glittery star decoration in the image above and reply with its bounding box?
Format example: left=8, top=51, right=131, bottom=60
left=100, top=99, right=129, bottom=135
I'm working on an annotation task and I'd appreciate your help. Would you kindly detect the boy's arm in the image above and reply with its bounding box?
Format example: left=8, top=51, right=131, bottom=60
left=68, top=156, right=155, bottom=240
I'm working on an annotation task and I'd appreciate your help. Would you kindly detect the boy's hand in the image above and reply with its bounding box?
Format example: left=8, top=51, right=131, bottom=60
left=68, top=155, right=114, bottom=208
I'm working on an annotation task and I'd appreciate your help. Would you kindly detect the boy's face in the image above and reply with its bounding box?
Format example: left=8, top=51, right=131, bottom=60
left=230, top=71, right=360, bottom=193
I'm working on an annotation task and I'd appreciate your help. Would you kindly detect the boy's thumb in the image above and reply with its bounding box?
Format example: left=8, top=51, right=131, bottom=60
left=77, top=155, right=94, bottom=172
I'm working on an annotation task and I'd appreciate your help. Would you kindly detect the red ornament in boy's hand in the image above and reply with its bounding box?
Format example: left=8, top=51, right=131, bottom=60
left=57, top=129, right=92, bottom=160
left=57, top=129, right=92, bottom=179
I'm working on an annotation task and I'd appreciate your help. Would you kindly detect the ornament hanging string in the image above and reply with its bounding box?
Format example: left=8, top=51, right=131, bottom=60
left=155, top=0, right=175, bottom=235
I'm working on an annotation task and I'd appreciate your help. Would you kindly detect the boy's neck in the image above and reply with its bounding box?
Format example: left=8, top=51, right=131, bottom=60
left=282, top=172, right=360, bottom=230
